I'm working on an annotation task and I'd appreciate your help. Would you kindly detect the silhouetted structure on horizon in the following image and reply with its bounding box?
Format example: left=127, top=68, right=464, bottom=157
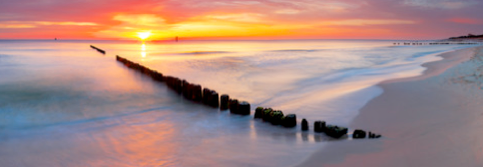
left=449, top=33, right=483, bottom=40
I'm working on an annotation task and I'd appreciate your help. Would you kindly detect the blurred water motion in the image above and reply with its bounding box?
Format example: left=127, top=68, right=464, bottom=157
left=0, top=40, right=474, bottom=166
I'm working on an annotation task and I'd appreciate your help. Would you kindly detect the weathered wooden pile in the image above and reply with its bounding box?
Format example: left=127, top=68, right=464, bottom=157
left=90, top=45, right=106, bottom=54
left=114, top=53, right=382, bottom=140
left=254, top=107, right=297, bottom=128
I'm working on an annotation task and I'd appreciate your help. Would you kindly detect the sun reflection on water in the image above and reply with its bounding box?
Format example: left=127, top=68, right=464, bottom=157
left=141, top=43, right=146, bottom=58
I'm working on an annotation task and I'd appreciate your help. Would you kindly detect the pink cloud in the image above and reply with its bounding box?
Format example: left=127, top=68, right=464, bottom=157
left=447, top=18, right=482, bottom=24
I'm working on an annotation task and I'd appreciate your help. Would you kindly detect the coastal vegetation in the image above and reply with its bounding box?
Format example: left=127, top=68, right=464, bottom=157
left=449, top=33, right=483, bottom=40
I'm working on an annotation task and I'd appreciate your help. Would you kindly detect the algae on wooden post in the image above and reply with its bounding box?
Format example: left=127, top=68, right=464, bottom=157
left=262, top=108, right=273, bottom=122
left=254, top=107, right=264, bottom=119
left=325, top=125, right=348, bottom=138
left=270, top=110, right=284, bottom=125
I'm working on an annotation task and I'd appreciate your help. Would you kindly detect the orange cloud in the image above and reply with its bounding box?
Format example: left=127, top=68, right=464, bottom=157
left=0, top=21, right=98, bottom=29
left=0, top=23, right=36, bottom=28
left=93, top=12, right=418, bottom=40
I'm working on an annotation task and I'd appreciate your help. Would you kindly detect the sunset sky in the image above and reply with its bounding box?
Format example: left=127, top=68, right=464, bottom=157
left=0, top=0, right=482, bottom=40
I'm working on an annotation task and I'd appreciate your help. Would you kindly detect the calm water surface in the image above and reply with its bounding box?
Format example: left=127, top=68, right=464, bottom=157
left=0, top=40, right=476, bottom=166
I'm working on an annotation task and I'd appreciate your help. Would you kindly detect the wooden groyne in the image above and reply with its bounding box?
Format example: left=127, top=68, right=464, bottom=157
left=90, top=45, right=106, bottom=54
left=115, top=55, right=232, bottom=110
left=393, top=42, right=481, bottom=46
left=115, top=54, right=381, bottom=140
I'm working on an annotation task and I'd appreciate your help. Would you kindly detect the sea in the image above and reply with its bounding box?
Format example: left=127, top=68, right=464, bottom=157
left=0, top=39, right=478, bottom=166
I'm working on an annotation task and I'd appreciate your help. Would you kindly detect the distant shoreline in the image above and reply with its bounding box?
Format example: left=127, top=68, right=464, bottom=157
left=448, top=34, right=483, bottom=41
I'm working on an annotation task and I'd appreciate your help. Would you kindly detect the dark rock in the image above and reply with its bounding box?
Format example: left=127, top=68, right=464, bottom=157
left=353, top=129, right=366, bottom=139
left=254, top=107, right=264, bottom=119
left=220, top=94, right=229, bottom=110
left=301, top=119, right=309, bottom=131
left=314, top=121, right=326, bottom=133
left=282, top=114, right=296, bottom=128
left=238, top=101, right=251, bottom=115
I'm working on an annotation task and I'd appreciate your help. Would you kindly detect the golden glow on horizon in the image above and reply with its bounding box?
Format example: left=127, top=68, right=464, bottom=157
left=91, top=13, right=420, bottom=40
left=137, top=31, right=152, bottom=40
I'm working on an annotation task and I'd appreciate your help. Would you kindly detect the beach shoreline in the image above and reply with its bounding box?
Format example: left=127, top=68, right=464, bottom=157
left=296, top=46, right=483, bottom=167
left=1, top=40, right=481, bottom=167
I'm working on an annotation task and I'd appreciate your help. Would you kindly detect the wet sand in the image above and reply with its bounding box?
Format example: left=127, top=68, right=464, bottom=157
left=297, top=46, right=483, bottom=167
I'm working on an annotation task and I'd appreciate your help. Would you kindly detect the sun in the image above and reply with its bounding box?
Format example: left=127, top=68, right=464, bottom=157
left=137, top=31, right=152, bottom=40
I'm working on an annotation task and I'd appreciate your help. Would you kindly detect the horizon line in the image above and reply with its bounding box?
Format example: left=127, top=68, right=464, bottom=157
left=0, top=38, right=451, bottom=41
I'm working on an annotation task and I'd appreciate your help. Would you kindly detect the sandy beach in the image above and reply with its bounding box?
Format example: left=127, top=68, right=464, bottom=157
left=297, top=46, right=483, bottom=166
